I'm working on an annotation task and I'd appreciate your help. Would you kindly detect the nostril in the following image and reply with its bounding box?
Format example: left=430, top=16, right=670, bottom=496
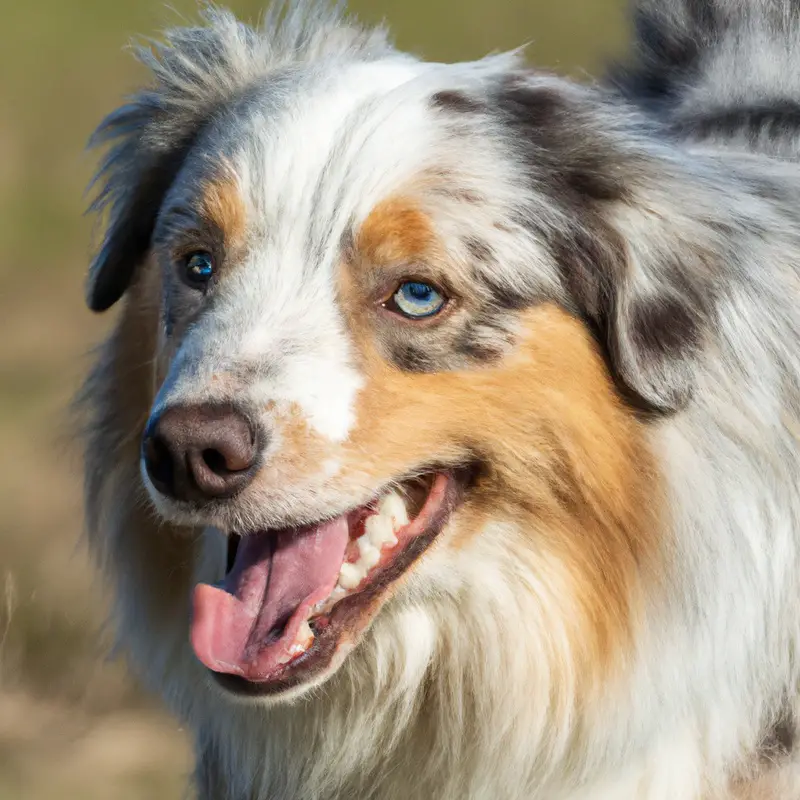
left=143, top=434, right=175, bottom=492
left=192, top=441, right=254, bottom=499
left=200, top=430, right=256, bottom=474
left=202, top=448, right=230, bottom=476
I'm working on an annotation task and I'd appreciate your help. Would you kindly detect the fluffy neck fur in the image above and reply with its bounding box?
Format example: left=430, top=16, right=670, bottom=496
left=189, top=377, right=800, bottom=800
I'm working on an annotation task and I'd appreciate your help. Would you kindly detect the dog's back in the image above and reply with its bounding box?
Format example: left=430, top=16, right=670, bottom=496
left=617, top=0, right=800, bottom=158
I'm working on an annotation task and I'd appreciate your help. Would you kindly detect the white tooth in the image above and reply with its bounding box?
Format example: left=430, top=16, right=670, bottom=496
left=296, top=620, right=314, bottom=648
left=379, top=492, right=410, bottom=530
left=329, top=586, right=347, bottom=603
left=277, top=621, right=314, bottom=665
left=338, top=562, right=365, bottom=590
left=366, top=514, right=397, bottom=548
left=357, top=535, right=381, bottom=569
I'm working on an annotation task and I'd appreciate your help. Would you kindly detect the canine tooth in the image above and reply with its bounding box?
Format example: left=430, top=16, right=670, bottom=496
left=329, top=586, right=347, bottom=603
left=338, top=562, right=364, bottom=590
left=366, top=514, right=397, bottom=548
left=296, top=620, right=314, bottom=648
left=378, top=492, right=409, bottom=530
left=277, top=621, right=314, bottom=665
left=356, top=535, right=381, bottom=569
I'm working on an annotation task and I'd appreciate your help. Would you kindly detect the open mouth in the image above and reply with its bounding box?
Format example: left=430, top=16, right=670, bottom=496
left=190, top=469, right=468, bottom=696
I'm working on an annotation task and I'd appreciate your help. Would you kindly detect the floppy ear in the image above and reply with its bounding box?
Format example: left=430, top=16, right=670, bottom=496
left=496, top=77, right=717, bottom=413
left=86, top=101, right=202, bottom=312
left=86, top=10, right=263, bottom=312
left=552, top=210, right=713, bottom=414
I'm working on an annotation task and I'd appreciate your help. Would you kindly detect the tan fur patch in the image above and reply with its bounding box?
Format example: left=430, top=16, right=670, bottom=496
left=262, top=402, right=336, bottom=486
left=331, top=298, right=661, bottom=685
left=346, top=192, right=516, bottom=373
left=355, top=197, right=435, bottom=266
left=200, top=173, right=247, bottom=249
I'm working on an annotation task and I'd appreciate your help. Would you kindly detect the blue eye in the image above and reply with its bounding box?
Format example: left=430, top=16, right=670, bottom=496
left=184, top=251, right=214, bottom=287
left=390, top=281, right=446, bottom=319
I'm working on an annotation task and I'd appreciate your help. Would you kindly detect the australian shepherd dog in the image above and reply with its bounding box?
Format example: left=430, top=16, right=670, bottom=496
left=80, top=0, right=800, bottom=796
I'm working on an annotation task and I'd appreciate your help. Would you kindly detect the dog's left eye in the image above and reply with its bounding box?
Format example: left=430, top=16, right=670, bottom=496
left=183, top=251, right=215, bottom=287
left=386, top=281, right=446, bottom=319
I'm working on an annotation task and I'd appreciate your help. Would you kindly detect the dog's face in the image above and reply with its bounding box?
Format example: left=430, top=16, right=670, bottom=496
left=86, top=10, right=712, bottom=702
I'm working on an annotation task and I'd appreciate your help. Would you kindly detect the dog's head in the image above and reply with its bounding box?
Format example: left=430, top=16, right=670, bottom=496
left=84, top=6, right=718, bottom=703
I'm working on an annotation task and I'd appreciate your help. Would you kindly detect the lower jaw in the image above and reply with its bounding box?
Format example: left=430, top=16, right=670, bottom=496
left=207, top=467, right=473, bottom=699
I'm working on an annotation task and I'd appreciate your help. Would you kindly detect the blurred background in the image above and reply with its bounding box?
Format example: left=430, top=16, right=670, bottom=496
left=0, top=0, right=627, bottom=797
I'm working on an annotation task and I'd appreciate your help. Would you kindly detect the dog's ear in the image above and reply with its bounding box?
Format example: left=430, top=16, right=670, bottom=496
left=551, top=210, right=712, bottom=414
left=495, top=77, right=717, bottom=413
left=86, top=10, right=261, bottom=312
left=87, top=101, right=200, bottom=312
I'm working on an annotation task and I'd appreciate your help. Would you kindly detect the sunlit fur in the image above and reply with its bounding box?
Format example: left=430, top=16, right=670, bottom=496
left=80, top=1, right=800, bottom=797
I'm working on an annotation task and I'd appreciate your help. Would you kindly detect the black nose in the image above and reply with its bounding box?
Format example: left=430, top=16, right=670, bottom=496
left=142, top=403, right=258, bottom=502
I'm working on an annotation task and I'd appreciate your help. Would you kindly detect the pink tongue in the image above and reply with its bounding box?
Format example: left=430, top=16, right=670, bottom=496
left=191, top=517, right=349, bottom=681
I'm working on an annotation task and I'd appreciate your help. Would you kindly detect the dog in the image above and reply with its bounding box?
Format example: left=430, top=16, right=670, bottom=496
left=80, top=0, right=800, bottom=796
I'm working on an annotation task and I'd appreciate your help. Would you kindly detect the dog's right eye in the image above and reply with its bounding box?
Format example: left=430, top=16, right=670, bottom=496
left=183, top=251, right=215, bottom=288
left=384, top=281, right=447, bottom=320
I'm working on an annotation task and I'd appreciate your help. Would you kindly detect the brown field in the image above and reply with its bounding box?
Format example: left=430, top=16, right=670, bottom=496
left=0, top=0, right=625, bottom=796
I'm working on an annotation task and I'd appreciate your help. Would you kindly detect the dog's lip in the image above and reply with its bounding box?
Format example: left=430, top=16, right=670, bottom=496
left=204, top=467, right=472, bottom=698
left=221, top=477, right=429, bottom=571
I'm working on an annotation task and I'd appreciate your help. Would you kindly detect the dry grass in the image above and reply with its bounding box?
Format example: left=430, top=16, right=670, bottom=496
left=0, top=0, right=624, bottom=796
left=0, top=691, right=192, bottom=800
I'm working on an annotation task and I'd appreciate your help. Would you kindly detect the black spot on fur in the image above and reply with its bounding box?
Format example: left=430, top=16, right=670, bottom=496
left=455, top=318, right=511, bottom=363
left=454, top=189, right=485, bottom=204
left=431, top=185, right=486, bottom=204
left=548, top=223, right=624, bottom=325
left=675, top=101, right=800, bottom=140
left=430, top=90, right=484, bottom=114
left=760, top=707, right=796, bottom=761
left=457, top=339, right=505, bottom=362
left=563, top=165, right=629, bottom=204
left=489, top=64, right=727, bottom=414
left=339, top=226, right=356, bottom=263
left=627, top=295, right=702, bottom=362
left=496, top=80, right=564, bottom=129
left=428, top=170, right=486, bottom=204
left=495, top=80, right=631, bottom=205
left=481, top=275, right=532, bottom=311
left=392, top=343, right=437, bottom=372
left=464, top=236, right=494, bottom=264
left=771, top=717, right=796, bottom=756
left=608, top=1, right=711, bottom=113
